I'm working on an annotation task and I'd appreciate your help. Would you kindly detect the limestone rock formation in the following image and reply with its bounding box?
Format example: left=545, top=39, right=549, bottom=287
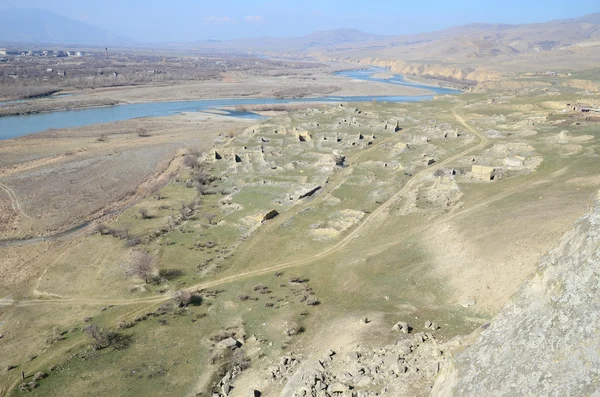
left=433, top=193, right=600, bottom=396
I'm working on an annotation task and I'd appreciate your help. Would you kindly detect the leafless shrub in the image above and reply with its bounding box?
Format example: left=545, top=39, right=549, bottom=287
left=288, top=276, right=308, bottom=284
left=95, top=223, right=110, bottom=235
left=253, top=284, right=271, bottom=294
left=159, top=268, right=184, bottom=280
left=183, top=154, right=198, bottom=168
left=179, top=203, right=194, bottom=220
left=83, top=324, right=116, bottom=350
left=237, top=294, right=253, bottom=301
left=204, top=213, right=217, bottom=225
left=118, top=321, right=135, bottom=330
left=126, top=250, right=156, bottom=283
left=139, top=208, right=151, bottom=219
left=173, top=290, right=192, bottom=307
left=137, top=127, right=150, bottom=137
left=126, top=236, right=142, bottom=247
left=107, top=227, right=129, bottom=240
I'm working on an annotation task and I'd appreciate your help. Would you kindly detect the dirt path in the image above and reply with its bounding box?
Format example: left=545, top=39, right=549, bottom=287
left=0, top=182, right=31, bottom=220
left=15, top=108, right=488, bottom=309
left=2, top=109, right=489, bottom=396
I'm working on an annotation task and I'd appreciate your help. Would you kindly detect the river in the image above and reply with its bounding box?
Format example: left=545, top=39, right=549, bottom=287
left=0, top=67, right=461, bottom=140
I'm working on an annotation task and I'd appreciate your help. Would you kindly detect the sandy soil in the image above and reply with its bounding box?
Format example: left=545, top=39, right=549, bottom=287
left=64, top=72, right=430, bottom=105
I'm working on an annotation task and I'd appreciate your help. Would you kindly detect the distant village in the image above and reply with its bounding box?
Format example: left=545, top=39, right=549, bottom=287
left=0, top=48, right=88, bottom=63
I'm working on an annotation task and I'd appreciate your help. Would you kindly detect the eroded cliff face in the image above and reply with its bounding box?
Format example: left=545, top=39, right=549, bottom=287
left=432, top=192, right=600, bottom=396
left=355, top=59, right=503, bottom=84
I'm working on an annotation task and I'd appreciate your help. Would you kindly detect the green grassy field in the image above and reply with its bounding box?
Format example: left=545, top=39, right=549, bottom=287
left=2, top=82, right=599, bottom=396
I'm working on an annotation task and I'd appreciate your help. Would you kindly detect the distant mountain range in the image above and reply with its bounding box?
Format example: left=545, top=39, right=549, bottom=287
left=0, top=8, right=132, bottom=46
left=1, top=7, right=599, bottom=61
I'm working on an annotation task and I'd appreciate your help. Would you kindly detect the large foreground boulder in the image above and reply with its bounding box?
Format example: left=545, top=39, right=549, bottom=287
left=433, top=192, right=600, bottom=396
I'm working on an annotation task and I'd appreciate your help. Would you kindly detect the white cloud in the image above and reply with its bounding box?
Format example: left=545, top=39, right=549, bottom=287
left=203, top=16, right=234, bottom=24
left=244, top=16, right=264, bottom=23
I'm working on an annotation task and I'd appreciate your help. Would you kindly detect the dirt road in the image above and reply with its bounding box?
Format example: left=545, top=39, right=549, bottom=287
left=15, top=108, right=488, bottom=308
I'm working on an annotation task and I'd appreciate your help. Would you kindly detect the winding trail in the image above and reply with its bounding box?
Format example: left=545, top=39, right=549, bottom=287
left=15, top=108, right=489, bottom=309
left=0, top=182, right=31, bottom=220
left=4, top=108, right=489, bottom=397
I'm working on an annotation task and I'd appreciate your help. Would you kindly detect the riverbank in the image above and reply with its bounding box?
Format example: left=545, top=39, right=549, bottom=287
left=0, top=66, right=431, bottom=119
left=0, top=112, right=254, bottom=240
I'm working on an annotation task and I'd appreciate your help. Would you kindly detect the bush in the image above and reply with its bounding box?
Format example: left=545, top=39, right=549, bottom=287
left=183, top=154, right=198, bottom=168
left=126, top=236, right=142, bottom=247
left=288, top=276, right=308, bottom=284
left=95, top=224, right=110, bottom=235
left=83, top=324, right=116, bottom=350
left=139, top=208, right=151, bottom=219
left=237, top=294, right=256, bottom=301
left=125, top=250, right=156, bottom=283
left=173, top=290, right=192, bottom=307
left=204, top=213, right=217, bottom=225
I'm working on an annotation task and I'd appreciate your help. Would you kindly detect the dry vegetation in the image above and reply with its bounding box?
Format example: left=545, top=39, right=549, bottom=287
left=1, top=50, right=599, bottom=396
left=0, top=51, right=323, bottom=101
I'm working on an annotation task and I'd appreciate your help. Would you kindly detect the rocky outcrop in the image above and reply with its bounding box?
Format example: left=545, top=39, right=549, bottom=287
left=355, top=59, right=503, bottom=84
left=433, top=192, right=600, bottom=396
left=262, top=210, right=279, bottom=222
left=275, top=331, right=449, bottom=397
left=298, top=186, right=322, bottom=200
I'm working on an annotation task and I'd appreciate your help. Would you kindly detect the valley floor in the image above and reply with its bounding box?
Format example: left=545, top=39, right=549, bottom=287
left=0, top=69, right=599, bottom=396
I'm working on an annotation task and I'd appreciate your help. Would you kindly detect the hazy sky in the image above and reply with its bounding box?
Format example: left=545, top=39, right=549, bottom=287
left=1, top=0, right=599, bottom=42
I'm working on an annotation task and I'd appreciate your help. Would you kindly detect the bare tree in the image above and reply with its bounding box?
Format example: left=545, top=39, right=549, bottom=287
left=179, top=203, right=193, bottom=221
left=127, top=250, right=156, bottom=283
left=204, top=213, right=217, bottom=225
left=83, top=324, right=115, bottom=350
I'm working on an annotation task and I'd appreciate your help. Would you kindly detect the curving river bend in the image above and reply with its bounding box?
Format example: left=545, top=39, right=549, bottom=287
left=0, top=67, right=461, bottom=140
left=0, top=67, right=461, bottom=245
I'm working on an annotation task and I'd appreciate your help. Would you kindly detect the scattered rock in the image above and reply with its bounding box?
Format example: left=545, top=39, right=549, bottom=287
left=222, top=383, right=231, bottom=396
left=281, top=359, right=324, bottom=397
left=218, top=337, right=241, bottom=350
left=328, top=382, right=350, bottom=393
left=425, top=321, right=439, bottom=331
left=262, top=209, right=279, bottom=222
left=460, top=298, right=477, bottom=308
left=392, top=321, right=411, bottom=334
